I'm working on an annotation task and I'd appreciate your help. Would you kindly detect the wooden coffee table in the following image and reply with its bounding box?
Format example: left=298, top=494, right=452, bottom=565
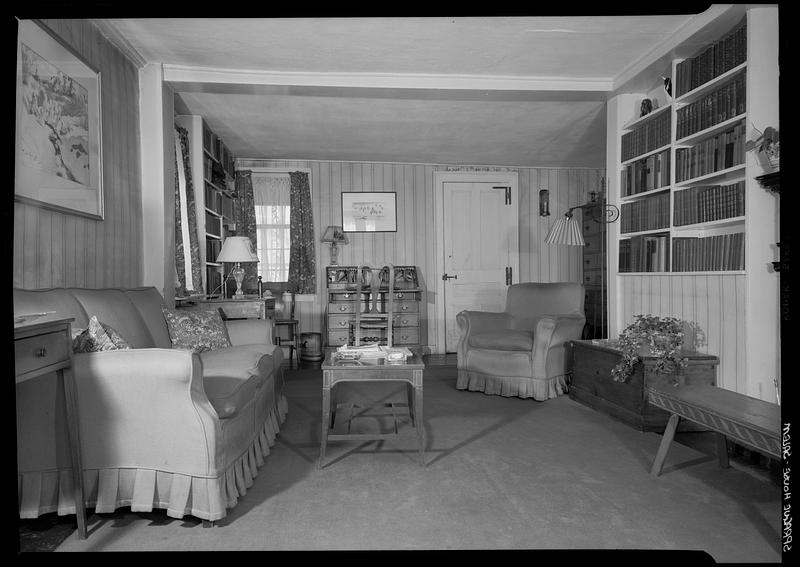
left=319, top=351, right=425, bottom=468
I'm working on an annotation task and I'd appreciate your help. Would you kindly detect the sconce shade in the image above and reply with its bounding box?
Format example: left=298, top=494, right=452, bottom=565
left=216, top=236, right=259, bottom=263
left=321, top=225, right=349, bottom=244
left=545, top=216, right=586, bottom=246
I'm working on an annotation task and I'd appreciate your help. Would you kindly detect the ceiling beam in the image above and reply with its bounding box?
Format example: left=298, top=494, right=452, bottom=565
left=163, top=64, right=614, bottom=93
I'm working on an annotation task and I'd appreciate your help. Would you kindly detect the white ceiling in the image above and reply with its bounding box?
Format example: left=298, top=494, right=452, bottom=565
left=94, top=14, right=706, bottom=168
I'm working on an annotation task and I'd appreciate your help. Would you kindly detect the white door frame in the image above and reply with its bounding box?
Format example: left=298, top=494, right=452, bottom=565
left=433, top=170, right=519, bottom=354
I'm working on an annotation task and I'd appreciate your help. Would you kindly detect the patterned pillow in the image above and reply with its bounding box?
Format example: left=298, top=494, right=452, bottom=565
left=162, top=307, right=232, bottom=353
left=72, top=316, right=132, bottom=353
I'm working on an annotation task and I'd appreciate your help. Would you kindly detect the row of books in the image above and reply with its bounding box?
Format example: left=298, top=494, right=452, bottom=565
left=620, top=192, right=670, bottom=234
left=618, top=233, right=670, bottom=273
left=621, top=149, right=671, bottom=196
left=206, top=238, right=222, bottom=263
left=672, top=233, right=745, bottom=272
left=673, top=181, right=745, bottom=226
left=675, top=122, right=745, bottom=183
left=676, top=74, right=746, bottom=139
left=675, top=19, right=747, bottom=97
left=621, top=110, right=671, bottom=162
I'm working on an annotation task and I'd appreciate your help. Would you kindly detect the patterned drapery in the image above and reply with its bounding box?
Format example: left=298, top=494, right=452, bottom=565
left=174, top=125, right=203, bottom=296
left=233, top=170, right=259, bottom=292
left=288, top=171, right=316, bottom=294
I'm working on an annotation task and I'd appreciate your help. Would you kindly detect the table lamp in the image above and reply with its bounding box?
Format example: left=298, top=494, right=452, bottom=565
left=216, top=236, right=259, bottom=299
left=321, top=225, right=349, bottom=265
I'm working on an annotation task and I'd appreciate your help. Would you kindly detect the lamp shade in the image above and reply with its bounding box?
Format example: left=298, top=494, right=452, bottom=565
left=544, top=216, right=585, bottom=246
left=216, top=236, right=259, bottom=263
left=321, top=225, right=349, bottom=244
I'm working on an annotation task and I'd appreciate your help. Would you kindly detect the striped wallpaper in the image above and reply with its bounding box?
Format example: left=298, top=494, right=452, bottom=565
left=238, top=158, right=605, bottom=351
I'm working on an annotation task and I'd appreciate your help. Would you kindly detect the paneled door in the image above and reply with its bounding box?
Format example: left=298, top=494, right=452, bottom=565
left=442, top=181, right=519, bottom=352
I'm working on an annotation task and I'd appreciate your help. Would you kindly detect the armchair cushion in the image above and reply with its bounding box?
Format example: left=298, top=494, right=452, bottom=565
left=468, top=329, right=533, bottom=351
left=162, top=307, right=232, bottom=353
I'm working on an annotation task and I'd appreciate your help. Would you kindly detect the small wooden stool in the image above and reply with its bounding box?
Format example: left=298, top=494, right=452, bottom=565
left=275, top=319, right=299, bottom=365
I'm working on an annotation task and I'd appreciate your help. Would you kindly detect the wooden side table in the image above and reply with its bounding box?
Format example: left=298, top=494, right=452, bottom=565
left=15, top=316, right=87, bottom=539
left=319, top=351, right=425, bottom=468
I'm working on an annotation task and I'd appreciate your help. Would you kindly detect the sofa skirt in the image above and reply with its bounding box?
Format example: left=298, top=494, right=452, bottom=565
left=456, top=369, right=567, bottom=401
left=17, top=393, right=289, bottom=522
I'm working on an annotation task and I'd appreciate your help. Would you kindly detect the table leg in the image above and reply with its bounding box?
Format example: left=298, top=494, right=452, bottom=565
left=406, top=382, right=416, bottom=426
left=414, top=378, right=425, bottom=467
left=650, top=413, right=681, bottom=477
left=61, top=367, right=87, bottom=539
left=319, top=385, right=331, bottom=469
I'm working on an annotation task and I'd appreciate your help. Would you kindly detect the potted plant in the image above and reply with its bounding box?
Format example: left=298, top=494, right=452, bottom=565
left=610, top=314, right=704, bottom=383
left=746, top=125, right=780, bottom=170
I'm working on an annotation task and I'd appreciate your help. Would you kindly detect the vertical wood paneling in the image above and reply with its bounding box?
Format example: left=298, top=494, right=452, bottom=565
left=13, top=20, right=142, bottom=291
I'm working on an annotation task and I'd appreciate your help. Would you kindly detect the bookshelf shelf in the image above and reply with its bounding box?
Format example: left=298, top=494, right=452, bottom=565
left=675, top=164, right=746, bottom=187
left=620, top=186, right=670, bottom=202
left=622, top=104, right=672, bottom=132
left=675, top=114, right=746, bottom=147
left=674, top=62, right=747, bottom=106
left=621, top=143, right=671, bottom=166
left=673, top=216, right=745, bottom=231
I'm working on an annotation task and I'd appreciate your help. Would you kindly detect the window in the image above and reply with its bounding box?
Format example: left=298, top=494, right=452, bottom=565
left=252, top=172, right=291, bottom=283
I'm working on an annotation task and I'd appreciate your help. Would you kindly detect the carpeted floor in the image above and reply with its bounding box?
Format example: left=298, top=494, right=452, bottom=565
left=18, top=361, right=782, bottom=560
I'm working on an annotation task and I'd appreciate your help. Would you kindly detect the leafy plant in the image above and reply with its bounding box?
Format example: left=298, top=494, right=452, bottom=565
left=746, top=125, right=780, bottom=157
left=610, top=314, right=704, bottom=383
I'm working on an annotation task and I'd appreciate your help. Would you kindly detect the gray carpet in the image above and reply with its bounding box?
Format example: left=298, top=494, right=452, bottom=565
left=33, top=363, right=781, bottom=560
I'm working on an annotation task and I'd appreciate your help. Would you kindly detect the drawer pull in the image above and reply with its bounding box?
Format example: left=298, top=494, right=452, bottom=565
left=35, top=347, right=48, bottom=358
left=339, top=305, right=348, bottom=311
left=396, top=292, right=404, bottom=298
left=401, top=305, right=409, bottom=311
left=338, top=321, right=347, bottom=326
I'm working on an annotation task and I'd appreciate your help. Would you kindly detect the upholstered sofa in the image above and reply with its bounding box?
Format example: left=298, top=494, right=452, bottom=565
left=14, top=286, right=287, bottom=522
left=456, top=282, right=586, bottom=401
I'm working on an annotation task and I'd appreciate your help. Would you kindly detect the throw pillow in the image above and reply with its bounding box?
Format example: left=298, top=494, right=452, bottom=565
left=162, top=307, right=232, bottom=353
left=72, top=316, right=132, bottom=353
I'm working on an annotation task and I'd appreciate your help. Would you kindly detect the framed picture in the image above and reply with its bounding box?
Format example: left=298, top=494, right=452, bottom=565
left=15, top=19, right=104, bottom=220
left=341, top=192, right=397, bottom=232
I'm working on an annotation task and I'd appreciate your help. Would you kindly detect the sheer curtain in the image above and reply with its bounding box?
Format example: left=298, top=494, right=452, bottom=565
left=252, top=173, right=291, bottom=283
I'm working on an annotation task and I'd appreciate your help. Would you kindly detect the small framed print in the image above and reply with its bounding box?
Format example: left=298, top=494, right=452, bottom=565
left=15, top=19, right=104, bottom=220
left=341, top=192, right=397, bottom=233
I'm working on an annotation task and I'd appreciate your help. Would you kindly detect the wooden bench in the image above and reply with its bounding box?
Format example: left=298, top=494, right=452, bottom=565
left=646, top=383, right=781, bottom=476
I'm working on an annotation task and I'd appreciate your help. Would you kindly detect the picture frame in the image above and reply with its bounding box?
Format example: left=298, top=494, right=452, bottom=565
left=15, top=19, right=104, bottom=220
left=341, top=192, right=397, bottom=232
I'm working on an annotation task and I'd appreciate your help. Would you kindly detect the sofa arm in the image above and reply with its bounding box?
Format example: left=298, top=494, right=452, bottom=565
left=225, top=318, right=273, bottom=346
left=71, top=348, right=223, bottom=476
left=455, top=310, right=513, bottom=363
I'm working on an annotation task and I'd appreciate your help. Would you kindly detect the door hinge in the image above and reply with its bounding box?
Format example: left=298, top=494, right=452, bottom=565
left=505, top=266, right=512, bottom=285
left=493, top=186, right=511, bottom=205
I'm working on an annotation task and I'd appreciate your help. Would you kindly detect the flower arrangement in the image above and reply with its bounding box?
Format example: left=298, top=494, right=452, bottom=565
left=746, top=125, right=779, bottom=169
left=610, top=314, right=704, bottom=383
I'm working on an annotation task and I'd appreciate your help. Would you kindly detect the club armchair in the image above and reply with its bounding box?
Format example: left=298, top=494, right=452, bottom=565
left=456, top=282, right=586, bottom=400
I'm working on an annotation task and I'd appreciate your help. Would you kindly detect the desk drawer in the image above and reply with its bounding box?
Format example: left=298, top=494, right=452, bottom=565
left=393, top=328, right=419, bottom=345
left=328, top=315, right=352, bottom=330
left=392, top=301, right=418, bottom=314
left=15, top=331, right=70, bottom=375
left=327, top=330, right=350, bottom=346
left=329, top=302, right=357, bottom=314
left=391, top=313, right=418, bottom=328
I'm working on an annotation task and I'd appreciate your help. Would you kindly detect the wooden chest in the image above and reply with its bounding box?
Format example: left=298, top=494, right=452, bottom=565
left=567, top=339, right=718, bottom=432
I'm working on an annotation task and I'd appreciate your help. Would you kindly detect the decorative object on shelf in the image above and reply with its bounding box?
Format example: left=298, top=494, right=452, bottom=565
left=216, top=236, right=259, bottom=299
left=746, top=125, right=779, bottom=170
left=341, top=192, right=397, bottom=232
left=15, top=19, right=104, bottom=220
left=640, top=98, right=653, bottom=117
left=661, top=75, right=672, bottom=99
left=610, top=314, right=705, bottom=383
left=538, top=189, right=550, bottom=216
left=321, top=225, right=349, bottom=265
left=545, top=194, right=619, bottom=246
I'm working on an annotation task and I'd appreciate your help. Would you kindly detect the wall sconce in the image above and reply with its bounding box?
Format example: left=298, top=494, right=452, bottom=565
left=539, top=189, right=550, bottom=216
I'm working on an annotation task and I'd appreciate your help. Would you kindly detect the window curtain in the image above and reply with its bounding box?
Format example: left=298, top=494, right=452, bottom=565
left=233, top=170, right=259, bottom=292
left=253, top=173, right=291, bottom=282
left=174, top=125, right=202, bottom=296
left=288, top=171, right=316, bottom=294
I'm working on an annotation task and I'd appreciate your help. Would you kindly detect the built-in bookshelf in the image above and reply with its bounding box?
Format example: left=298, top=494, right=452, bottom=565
left=606, top=5, right=779, bottom=401
left=616, top=15, right=749, bottom=275
left=175, top=115, right=236, bottom=296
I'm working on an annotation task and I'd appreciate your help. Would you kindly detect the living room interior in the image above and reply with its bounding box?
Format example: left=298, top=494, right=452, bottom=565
left=11, top=7, right=786, bottom=559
